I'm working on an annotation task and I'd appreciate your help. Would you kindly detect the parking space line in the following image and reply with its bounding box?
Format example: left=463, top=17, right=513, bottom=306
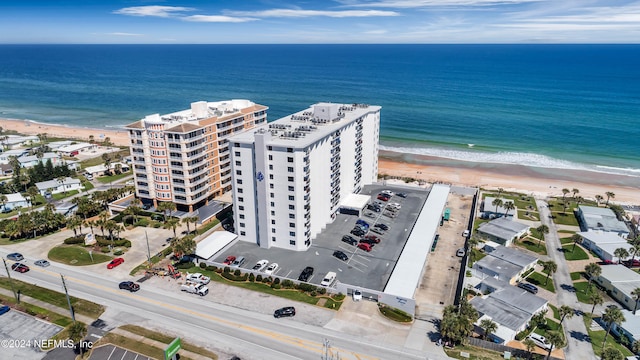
left=355, top=254, right=372, bottom=263
left=283, top=270, right=292, bottom=278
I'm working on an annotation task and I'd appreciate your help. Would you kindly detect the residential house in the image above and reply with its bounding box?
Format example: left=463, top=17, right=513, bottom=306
left=17, top=152, right=63, bottom=168
left=579, top=231, right=632, bottom=263
left=1, top=135, right=39, bottom=149
left=472, top=245, right=537, bottom=284
left=476, top=217, right=530, bottom=246
left=0, top=149, right=29, bottom=164
left=84, top=162, right=130, bottom=177
left=35, top=177, right=82, bottom=195
left=1, top=193, right=29, bottom=212
left=594, top=264, right=640, bottom=311
left=610, top=309, right=640, bottom=346
left=56, top=142, right=97, bottom=157
left=480, top=196, right=515, bottom=219
left=577, top=205, right=629, bottom=237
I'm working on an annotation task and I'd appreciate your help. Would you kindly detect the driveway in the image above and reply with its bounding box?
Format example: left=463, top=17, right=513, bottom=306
left=537, top=199, right=596, bottom=360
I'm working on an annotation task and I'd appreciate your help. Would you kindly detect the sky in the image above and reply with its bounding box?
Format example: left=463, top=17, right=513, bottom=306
left=1, top=0, right=639, bottom=43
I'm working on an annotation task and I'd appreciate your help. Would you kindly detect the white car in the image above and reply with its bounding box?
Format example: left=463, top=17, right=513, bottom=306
left=381, top=190, right=394, bottom=196
left=185, top=272, right=210, bottom=285
left=463, top=229, right=470, bottom=237
left=352, top=289, right=362, bottom=301
left=388, top=202, right=401, bottom=210
left=264, top=263, right=279, bottom=275
left=252, top=259, right=269, bottom=271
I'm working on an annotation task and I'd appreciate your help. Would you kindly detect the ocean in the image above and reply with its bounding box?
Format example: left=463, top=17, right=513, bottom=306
left=0, top=44, right=639, bottom=180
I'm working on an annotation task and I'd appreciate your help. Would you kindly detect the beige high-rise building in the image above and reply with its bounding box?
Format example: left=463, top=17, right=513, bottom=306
left=125, top=99, right=267, bottom=211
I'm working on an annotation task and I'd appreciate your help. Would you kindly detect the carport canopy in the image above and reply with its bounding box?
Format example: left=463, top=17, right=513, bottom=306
left=339, top=193, right=370, bottom=215
left=195, top=231, right=238, bottom=259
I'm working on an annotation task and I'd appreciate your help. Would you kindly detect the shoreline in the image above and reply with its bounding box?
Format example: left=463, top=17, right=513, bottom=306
left=1, top=117, right=638, bottom=205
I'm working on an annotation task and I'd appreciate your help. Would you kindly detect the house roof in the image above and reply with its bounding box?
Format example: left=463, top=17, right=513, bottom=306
left=579, top=205, right=629, bottom=234
left=5, top=193, right=26, bottom=203
left=487, top=246, right=538, bottom=268
left=619, top=310, right=640, bottom=339
left=470, top=286, right=547, bottom=330
left=600, top=264, right=640, bottom=283
left=18, top=152, right=60, bottom=163
left=165, top=122, right=202, bottom=133
left=57, top=142, right=94, bottom=152
left=195, top=231, right=238, bottom=259
left=35, top=177, right=80, bottom=191
left=473, top=246, right=537, bottom=279
left=478, top=218, right=530, bottom=241
left=579, top=231, right=628, bottom=244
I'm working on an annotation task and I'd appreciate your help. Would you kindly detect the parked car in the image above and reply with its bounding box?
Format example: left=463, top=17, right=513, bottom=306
left=388, top=202, right=401, bottom=210
left=456, top=248, right=465, bottom=257
left=370, top=227, right=385, bottom=235
left=298, top=266, right=314, bottom=282
left=517, top=282, right=539, bottom=294
left=352, top=289, right=362, bottom=301
left=185, top=272, right=210, bottom=285
left=264, top=263, right=279, bottom=275
left=363, top=234, right=381, bottom=243
left=626, top=259, right=640, bottom=267
left=180, top=282, right=209, bottom=296
left=463, top=229, right=470, bottom=237
left=528, top=333, right=552, bottom=350
left=107, top=257, right=124, bottom=269
left=396, top=192, right=407, bottom=198
left=374, top=223, right=389, bottom=230
left=381, top=190, right=394, bottom=196
left=341, top=235, right=358, bottom=246
left=320, top=271, right=337, bottom=286
left=356, top=219, right=369, bottom=228
left=351, top=228, right=366, bottom=237
left=0, top=305, right=10, bottom=315
left=367, top=205, right=381, bottom=212
left=118, top=281, right=140, bottom=292
left=223, top=255, right=236, bottom=265
left=333, top=250, right=348, bottom=261
left=11, top=263, right=29, bottom=273
left=377, top=194, right=390, bottom=201
left=231, top=256, right=246, bottom=268
left=252, top=259, right=269, bottom=271
left=273, top=306, right=296, bottom=318
left=358, top=243, right=373, bottom=252
left=6, top=253, right=23, bottom=261
left=34, top=259, right=50, bottom=267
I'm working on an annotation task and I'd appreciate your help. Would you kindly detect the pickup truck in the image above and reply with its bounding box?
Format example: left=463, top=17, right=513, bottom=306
left=180, top=282, right=209, bottom=296
left=185, top=272, right=210, bottom=285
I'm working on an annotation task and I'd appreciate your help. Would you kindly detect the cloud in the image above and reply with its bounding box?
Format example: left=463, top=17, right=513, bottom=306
left=363, top=29, right=389, bottom=34
left=228, top=9, right=399, bottom=18
left=183, top=15, right=258, bottom=23
left=337, top=0, right=542, bottom=8
left=113, top=6, right=194, bottom=18
left=106, top=32, right=144, bottom=36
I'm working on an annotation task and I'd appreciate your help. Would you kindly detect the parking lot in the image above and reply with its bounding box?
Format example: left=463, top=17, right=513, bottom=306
left=89, top=344, right=152, bottom=360
left=0, top=308, right=63, bottom=360
left=213, top=184, right=429, bottom=291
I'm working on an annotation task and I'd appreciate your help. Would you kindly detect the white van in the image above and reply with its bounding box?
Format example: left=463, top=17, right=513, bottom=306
left=528, top=333, right=552, bottom=350
left=320, top=272, right=336, bottom=287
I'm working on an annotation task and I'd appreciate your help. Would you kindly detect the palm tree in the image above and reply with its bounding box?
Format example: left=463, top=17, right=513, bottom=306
left=589, top=291, right=604, bottom=318
left=614, top=247, right=629, bottom=264
left=66, top=215, right=83, bottom=237
left=632, top=340, right=640, bottom=355
left=68, top=321, right=87, bottom=343
left=585, top=263, right=602, bottom=292
left=572, top=188, right=579, bottom=199
left=479, top=318, right=498, bottom=341
left=602, top=306, right=625, bottom=348
left=629, top=242, right=640, bottom=268
left=595, top=194, right=604, bottom=206
left=497, top=188, right=504, bottom=197
left=173, top=236, right=197, bottom=259
left=19, top=173, right=30, bottom=192
left=182, top=216, right=199, bottom=234
left=605, top=191, right=615, bottom=207
left=543, top=261, right=557, bottom=285
left=523, top=338, right=536, bottom=359
left=492, top=198, right=503, bottom=215
left=164, top=217, right=180, bottom=238
left=561, top=188, right=570, bottom=200
left=0, top=194, right=7, bottom=212
left=503, top=201, right=515, bottom=218
left=632, top=288, right=640, bottom=315
left=57, top=176, right=67, bottom=195
left=571, top=234, right=583, bottom=252
left=536, top=224, right=549, bottom=248
left=545, top=330, right=564, bottom=359
left=601, top=347, right=624, bottom=360
left=575, top=196, right=584, bottom=207
left=26, top=186, right=39, bottom=209
left=558, top=305, right=574, bottom=325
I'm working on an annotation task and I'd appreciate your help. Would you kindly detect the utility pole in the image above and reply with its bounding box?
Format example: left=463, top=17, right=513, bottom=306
left=61, top=274, right=75, bottom=322
left=145, top=230, right=151, bottom=267
left=321, top=338, right=341, bottom=360
left=2, top=259, right=19, bottom=304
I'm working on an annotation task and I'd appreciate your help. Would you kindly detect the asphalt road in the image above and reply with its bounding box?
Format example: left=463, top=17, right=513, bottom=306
left=0, top=251, right=432, bottom=360
left=537, top=199, right=597, bottom=360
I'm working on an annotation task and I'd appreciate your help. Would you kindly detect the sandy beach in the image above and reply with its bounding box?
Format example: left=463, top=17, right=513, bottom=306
left=1, top=117, right=638, bottom=205
left=0, top=118, right=130, bottom=147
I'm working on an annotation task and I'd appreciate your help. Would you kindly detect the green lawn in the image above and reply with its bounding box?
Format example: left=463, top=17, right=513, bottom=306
left=529, top=228, right=544, bottom=240
left=562, top=244, right=590, bottom=261
left=79, top=148, right=130, bottom=167
left=0, top=278, right=104, bottom=318
left=52, top=190, right=79, bottom=201
left=548, top=304, right=560, bottom=320
left=48, top=245, right=113, bottom=266
left=583, top=316, right=633, bottom=358
left=516, top=238, right=547, bottom=255
left=574, top=281, right=595, bottom=303
left=196, top=219, right=220, bottom=235
left=482, top=191, right=538, bottom=211
left=0, top=293, right=73, bottom=327
left=525, top=272, right=556, bottom=293
left=560, top=237, right=574, bottom=245
left=82, top=180, right=94, bottom=191
left=550, top=211, right=580, bottom=226
left=570, top=272, right=583, bottom=281
left=97, top=171, right=133, bottom=184
left=517, top=209, right=539, bottom=221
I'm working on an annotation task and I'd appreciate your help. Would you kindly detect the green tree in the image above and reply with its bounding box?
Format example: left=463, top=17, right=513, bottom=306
left=173, top=236, right=196, bottom=258
left=536, top=224, right=549, bottom=248
left=561, top=188, right=570, bottom=200
left=572, top=188, right=580, bottom=199
left=575, top=195, right=584, bottom=207
left=595, top=194, right=604, bottom=206
left=492, top=198, right=503, bottom=214
left=602, top=306, right=625, bottom=348
left=558, top=305, right=574, bottom=325
left=497, top=188, right=504, bottom=197
left=545, top=331, right=564, bottom=360
left=68, top=321, right=87, bottom=343
left=530, top=310, right=547, bottom=330
left=589, top=290, right=604, bottom=318
left=585, top=263, right=602, bottom=292
left=479, top=318, right=497, bottom=341
left=164, top=217, right=180, bottom=238
left=19, top=173, right=31, bottom=192
left=156, top=201, right=176, bottom=222
left=601, top=347, right=624, bottom=360
left=614, top=247, right=629, bottom=264
left=632, top=287, right=640, bottom=315
left=26, top=186, right=39, bottom=209
left=503, top=201, right=515, bottom=218
left=66, top=215, right=83, bottom=237
left=523, top=338, right=536, bottom=359
left=543, top=260, right=557, bottom=285
left=571, top=234, right=583, bottom=252
left=440, top=299, right=478, bottom=345
left=632, top=340, right=640, bottom=354
left=0, top=194, right=7, bottom=211
left=605, top=191, right=615, bottom=207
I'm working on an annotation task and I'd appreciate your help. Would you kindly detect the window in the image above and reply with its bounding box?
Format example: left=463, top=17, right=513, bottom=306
left=289, top=214, right=295, bottom=219
left=269, top=174, right=274, bottom=180
left=236, top=179, right=243, bottom=184
left=288, top=176, right=294, bottom=182
left=288, top=186, right=294, bottom=191
left=271, top=210, right=275, bottom=216
left=288, top=157, right=293, bottom=162
left=269, top=165, right=273, bottom=170
left=237, top=188, right=243, bottom=193
left=288, top=195, right=294, bottom=201
left=272, top=236, right=276, bottom=241
left=271, top=220, right=276, bottom=225
left=272, top=228, right=276, bottom=233
left=268, top=155, right=273, bottom=160
left=268, top=146, right=272, bottom=151
left=269, top=184, right=274, bottom=189
left=239, top=206, right=244, bottom=210
left=239, top=214, right=245, bottom=219
left=287, top=148, right=293, bottom=153
left=289, top=205, right=295, bottom=210
left=270, top=193, right=274, bottom=198
left=289, top=231, right=295, bottom=236
left=290, top=240, right=296, bottom=245
left=289, top=222, right=295, bottom=228
left=239, top=222, right=245, bottom=228
left=270, top=202, right=275, bottom=207
left=235, top=151, right=240, bottom=156
left=240, top=231, right=246, bottom=236
left=288, top=167, right=294, bottom=172
left=236, top=170, right=242, bottom=175
left=235, top=161, right=241, bottom=166
left=238, top=197, right=244, bottom=202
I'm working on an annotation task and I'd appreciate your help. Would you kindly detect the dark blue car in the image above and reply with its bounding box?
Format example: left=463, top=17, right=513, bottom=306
left=0, top=305, right=10, bottom=316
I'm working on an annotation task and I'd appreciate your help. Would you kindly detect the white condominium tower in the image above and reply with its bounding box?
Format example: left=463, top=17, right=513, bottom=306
left=125, top=100, right=268, bottom=212
left=229, top=103, right=381, bottom=251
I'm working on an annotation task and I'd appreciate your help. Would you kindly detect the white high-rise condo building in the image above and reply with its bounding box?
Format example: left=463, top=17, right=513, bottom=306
left=229, top=103, right=381, bottom=251
left=125, top=100, right=268, bottom=212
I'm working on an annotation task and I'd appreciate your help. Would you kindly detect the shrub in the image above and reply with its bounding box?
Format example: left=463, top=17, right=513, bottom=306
left=318, top=287, right=327, bottom=295
left=152, top=222, right=161, bottom=228
left=64, top=236, right=85, bottom=245
left=113, top=250, right=123, bottom=256
left=333, top=293, right=345, bottom=301
left=233, top=269, right=241, bottom=276
left=100, top=246, right=110, bottom=253
left=298, top=283, right=315, bottom=292
left=273, top=277, right=280, bottom=285
left=199, top=262, right=207, bottom=269
left=281, top=279, right=294, bottom=288
left=223, top=267, right=230, bottom=274
left=206, top=265, right=217, bottom=272
left=175, top=263, right=192, bottom=270
left=262, top=277, right=270, bottom=283
left=310, top=291, right=318, bottom=297
left=249, top=273, right=255, bottom=282
left=271, top=283, right=281, bottom=290
left=134, top=218, right=149, bottom=227
left=256, top=274, right=263, bottom=282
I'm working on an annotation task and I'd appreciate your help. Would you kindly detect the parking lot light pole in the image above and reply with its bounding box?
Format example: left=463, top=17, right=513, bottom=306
left=61, top=274, right=75, bottom=322
left=2, top=259, right=19, bottom=304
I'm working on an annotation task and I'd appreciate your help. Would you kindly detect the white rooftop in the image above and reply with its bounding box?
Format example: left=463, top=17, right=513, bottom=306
left=384, top=184, right=449, bottom=299
left=141, top=99, right=259, bottom=126
left=477, top=218, right=529, bottom=240
left=580, top=231, right=630, bottom=244
left=196, top=231, right=238, bottom=260
left=229, top=103, right=381, bottom=148
left=340, top=193, right=370, bottom=210
left=5, top=193, right=26, bottom=203
left=57, top=142, right=94, bottom=152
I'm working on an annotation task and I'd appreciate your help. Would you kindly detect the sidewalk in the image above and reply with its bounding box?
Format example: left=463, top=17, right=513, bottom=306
left=0, top=286, right=95, bottom=324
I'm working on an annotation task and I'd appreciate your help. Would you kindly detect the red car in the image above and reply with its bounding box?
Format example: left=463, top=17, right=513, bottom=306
left=627, top=259, right=640, bottom=267
left=377, top=194, right=390, bottom=201
left=107, top=257, right=124, bottom=269
left=358, top=243, right=373, bottom=252
left=223, top=255, right=236, bottom=265
left=363, top=234, right=381, bottom=243
left=11, top=263, right=29, bottom=273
